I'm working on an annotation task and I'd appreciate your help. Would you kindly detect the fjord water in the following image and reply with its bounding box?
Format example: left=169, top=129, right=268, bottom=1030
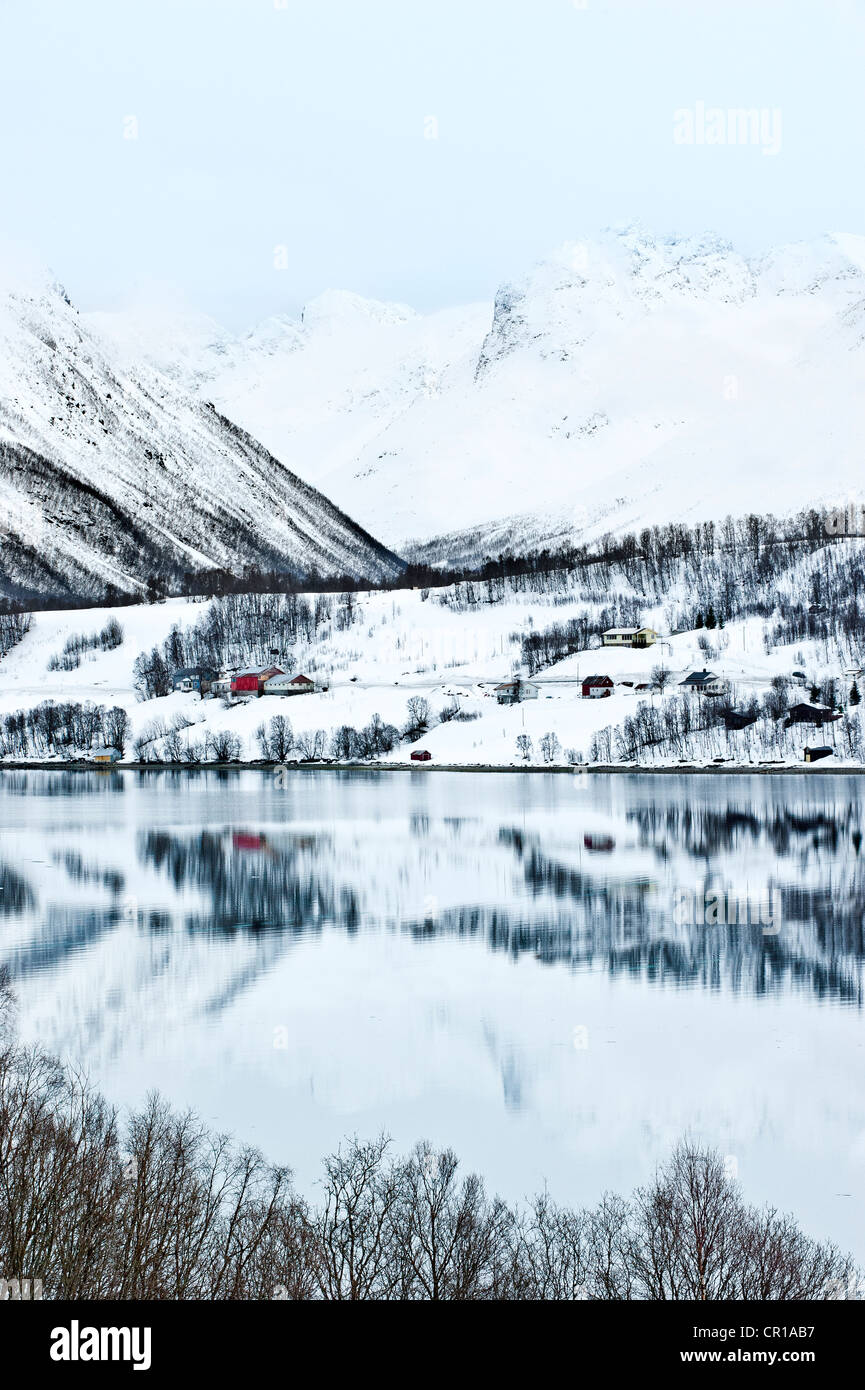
left=1, top=769, right=863, bottom=1259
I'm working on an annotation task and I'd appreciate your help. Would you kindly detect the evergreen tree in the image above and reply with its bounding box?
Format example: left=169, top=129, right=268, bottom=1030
left=695, top=611, right=704, bottom=629
left=851, top=682, right=861, bottom=707
left=705, top=605, right=717, bottom=630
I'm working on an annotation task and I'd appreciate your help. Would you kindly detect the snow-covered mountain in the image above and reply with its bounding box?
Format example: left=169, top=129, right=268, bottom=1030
left=91, top=227, right=865, bottom=559
left=0, top=270, right=403, bottom=601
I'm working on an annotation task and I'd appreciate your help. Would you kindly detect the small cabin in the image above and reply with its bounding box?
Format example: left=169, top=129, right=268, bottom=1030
left=785, top=703, right=840, bottom=729
left=90, top=746, right=121, bottom=765
left=723, top=709, right=758, bottom=731
left=410, top=749, right=432, bottom=762
left=804, top=745, right=834, bottom=763
left=581, top=675, right=613, bottom=699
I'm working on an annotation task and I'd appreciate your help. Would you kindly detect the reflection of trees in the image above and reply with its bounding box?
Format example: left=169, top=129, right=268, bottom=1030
left=140, top=831, right=361, bottom=934
left=627, top=801, right=860, bottom=861
left=490, top=832, right=865, bottom=1007
left=3, top=793, right=865, bottom=1011
left=0, top=771, right=125, bottom=797
left=0, top=860, right=36, bottom=916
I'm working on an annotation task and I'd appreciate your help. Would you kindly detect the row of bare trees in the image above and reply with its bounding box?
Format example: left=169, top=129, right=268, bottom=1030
left=0, top=1008, right=855, bottom=1300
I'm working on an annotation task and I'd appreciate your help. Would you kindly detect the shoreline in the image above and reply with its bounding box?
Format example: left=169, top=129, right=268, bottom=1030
left=0, top=759, right=861, bottom=775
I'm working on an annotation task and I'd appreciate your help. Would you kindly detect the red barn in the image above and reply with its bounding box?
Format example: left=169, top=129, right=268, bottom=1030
left=410, top=749, right=432, bottom=761
left=230, top=665, right=283, bottom=697
left=581, top=675, right=614, bottom=699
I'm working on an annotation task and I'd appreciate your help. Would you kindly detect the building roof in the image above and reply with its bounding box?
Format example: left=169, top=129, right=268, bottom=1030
left=582, top=674, right=613, bottom=686
left=603, top=626, right=655, bottom=636
left=681, top=669, right=719, bottom=685
left=90, top=746, right=119, bottom=758
left=235, top=665, right=283, bottom=679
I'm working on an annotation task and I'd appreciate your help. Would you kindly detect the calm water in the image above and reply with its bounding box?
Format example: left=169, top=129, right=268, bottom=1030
left=1, top=769, right=864, bottom=1257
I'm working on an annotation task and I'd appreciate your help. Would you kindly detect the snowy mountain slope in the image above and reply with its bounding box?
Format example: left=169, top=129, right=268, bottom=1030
left=91, top=228, right=865, bottom=558
left=0, top=272, right=403, bottom=600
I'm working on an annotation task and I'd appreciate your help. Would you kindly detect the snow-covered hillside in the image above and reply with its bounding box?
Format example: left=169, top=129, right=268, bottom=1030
left=0, top=268, right=403, bottom=601
left=90, top=227, right=865, bottom=558
left=1, top=561, right=861, bottom=770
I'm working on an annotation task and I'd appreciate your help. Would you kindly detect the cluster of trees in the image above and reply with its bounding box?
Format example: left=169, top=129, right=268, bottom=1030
left=0, top=700, right=130, bottom=759
left=47, top=617, right=123, bottom=671
left=254, top=701, right=431, bottom=764
left=0, top=1021, right=855, bottom=1299
left=131, top=716, right=241, bottom=764
left=132, top=593, right=352, bottom=699
left=0, top=610, right=30, bottom=659
left=515, top=732, right=564, bottom=763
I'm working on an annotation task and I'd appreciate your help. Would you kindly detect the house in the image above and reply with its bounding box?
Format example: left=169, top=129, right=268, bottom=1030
left=791, top=670, right=808, bottom=686
left=410, top=749, right=432, bottom=761
left=723, top=709, right=758, bottom=731
left=602, top=626, right=658, bottom=648
left=494, top=680, right=540, bottom=705
left=680, top=670, right=725, bottom=696
left=89, top=746, right=121, bottom=765
left=230, top=665, right=284, bottom=697
left=171, top=665, right=217, bottom=694
left=804, top=745, right=834, bottom=763
left=785, top=703, right=841, bottom=728
left=211, top=676, right=231, bottom=696
left=263, top=672, right=316, bottom=697
left=581, top=675, right=614, bottom=699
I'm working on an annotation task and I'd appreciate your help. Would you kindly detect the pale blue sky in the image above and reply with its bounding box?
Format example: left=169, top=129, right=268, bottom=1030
left=1, top=0, right=864, bottom=326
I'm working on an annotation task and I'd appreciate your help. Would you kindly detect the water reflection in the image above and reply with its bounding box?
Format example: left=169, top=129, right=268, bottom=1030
left=0, top=771, right=862, bottom=1007
left=2, top=769, right=865, bottom=1261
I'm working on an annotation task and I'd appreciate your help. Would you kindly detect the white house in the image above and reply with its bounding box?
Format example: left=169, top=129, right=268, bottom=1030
left=494, top=679, right=540, bottom=705
left=263, top=672, right=316, bottom=696
left=680, top=669, right=725, bottom=696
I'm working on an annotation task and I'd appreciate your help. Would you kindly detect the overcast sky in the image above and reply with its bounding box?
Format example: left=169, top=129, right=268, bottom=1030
left=2, top=0, right=864, bottom=327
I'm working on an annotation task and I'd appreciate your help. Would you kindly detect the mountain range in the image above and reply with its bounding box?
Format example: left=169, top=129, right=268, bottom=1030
left=3, top=226, right=865, bottom=600
left=0, top=268, right=402, bottom=602
left=90, top=226, right=865, bottom=562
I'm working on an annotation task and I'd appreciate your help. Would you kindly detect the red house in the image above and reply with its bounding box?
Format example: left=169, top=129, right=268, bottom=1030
left=230, top=665, right=283, bottom=697
left=410, top=749, right=432, bottom=761
left=581, top=675, right=614, bottom=699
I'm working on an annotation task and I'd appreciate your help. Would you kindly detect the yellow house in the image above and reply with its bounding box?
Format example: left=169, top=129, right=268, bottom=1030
left=602, top=626, right=658, bottom=649
left=90, top=746, right=121, bottom=765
